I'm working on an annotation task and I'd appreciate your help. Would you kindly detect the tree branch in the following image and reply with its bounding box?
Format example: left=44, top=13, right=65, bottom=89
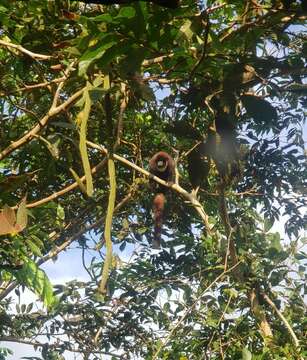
left=250, top=288, right=273, bottom=340
left=0, top=87, right=84, bottom=161
left=25, top=158, right=107, bottom=208
left=142, top=53, right=174, bottom=66
left=87, top=141, right=213, bottom=234
left=17, top=77, right=66, bottom=92
left=262, top=293, right=300, bottom=348
left=221, top=10, right=306, bottom=42
left=0, top=39, right=52, bottom=60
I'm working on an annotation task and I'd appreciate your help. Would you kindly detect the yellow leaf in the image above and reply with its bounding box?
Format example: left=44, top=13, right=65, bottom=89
left=3, top=205, right=16, bottom=224
left=16, top=197, right=27, bottom=231
left=0, top=199, right=27, bottom=236
left=0, top=206, right=16, bottom=235
left=75, top=109, right=84, bottom=127
left=103, top=74, right=110, bottom=90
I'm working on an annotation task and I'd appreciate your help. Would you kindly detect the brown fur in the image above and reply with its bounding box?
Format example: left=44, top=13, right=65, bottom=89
left=149, top=152, right=175, bottom=248
left=152, top=193, right=165, bottom=248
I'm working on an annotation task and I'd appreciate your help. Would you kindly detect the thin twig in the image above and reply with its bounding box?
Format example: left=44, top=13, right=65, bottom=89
left=0, top=88, right=84, bottom=160
left=143, top=76, right=182, bottom=84
left=6, top=100, right=40, bottom=120
left=0, top=189, right=134, bottom=301
left=220, top=11, right=305, bottom=42
left=205, top=294, right=233, bottom=359
left=0, top=62, right=79, bottom=160
left=189, top=10, right=210, bottom=79
left=152, top=261, right=242, bottom=360
left=16, top=77, right=66, bottom=92
left=142, top=53, right=174, bottom=66
left=24, top=158, right=107, bottom=209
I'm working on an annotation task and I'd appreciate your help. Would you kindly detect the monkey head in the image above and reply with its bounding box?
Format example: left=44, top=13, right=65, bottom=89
left=149, top=151, right=175, bottom=182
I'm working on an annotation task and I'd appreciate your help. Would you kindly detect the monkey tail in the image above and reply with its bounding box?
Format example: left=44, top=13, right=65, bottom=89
left=153, top=193, right=165, bottom=248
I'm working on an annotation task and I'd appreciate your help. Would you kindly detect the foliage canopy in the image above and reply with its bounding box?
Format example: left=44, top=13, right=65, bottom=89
left=0, top=0, right=306, bottom=359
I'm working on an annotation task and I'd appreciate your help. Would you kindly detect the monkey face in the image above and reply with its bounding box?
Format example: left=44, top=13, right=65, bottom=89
left=149, top=151, right=175, bottom=182
left=156, top=159, right=168, bottom=172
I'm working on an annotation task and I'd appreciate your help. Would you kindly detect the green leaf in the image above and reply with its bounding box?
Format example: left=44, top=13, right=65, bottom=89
left=264, top=218, right=274, bottom=232
left=97, top=40, right=134, bottom=69
left=78, top=35, right=118, bottom=75
left=14, top=259, right=57, bottom=308
left=165, top=286, right=172, bottom=298
left=29, top=234, right=44, bottom=250
left=117, top=7, right=136, bottom=19
left=241, top=94, right=278, bottom=124
left=242, top=347, right=252, bottom=360
left=183, top=285, right=192, bottom=302
left=223, top=288, right=239, bottom=298
left=267, top=232, right=281, bottom=251
left=27, top=239, right=42, bottom=257
left=56, top=204, right=65, bottom=227
left=46, top=134, right=61, bottom=159
left=0, top=5, right=9, bottom=13
left=122, top=218, right=129, bottom=229
left=51, top=121, right=77, bottom=130
left=180, top=19, right=193, bottom=40
left=163, top=302, right=170, bottom=312
left=56, top=204, right=65, bottom=221
left=91, top=13, right=113, bottom=23
left=103, top=74, right=110, bottom=90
